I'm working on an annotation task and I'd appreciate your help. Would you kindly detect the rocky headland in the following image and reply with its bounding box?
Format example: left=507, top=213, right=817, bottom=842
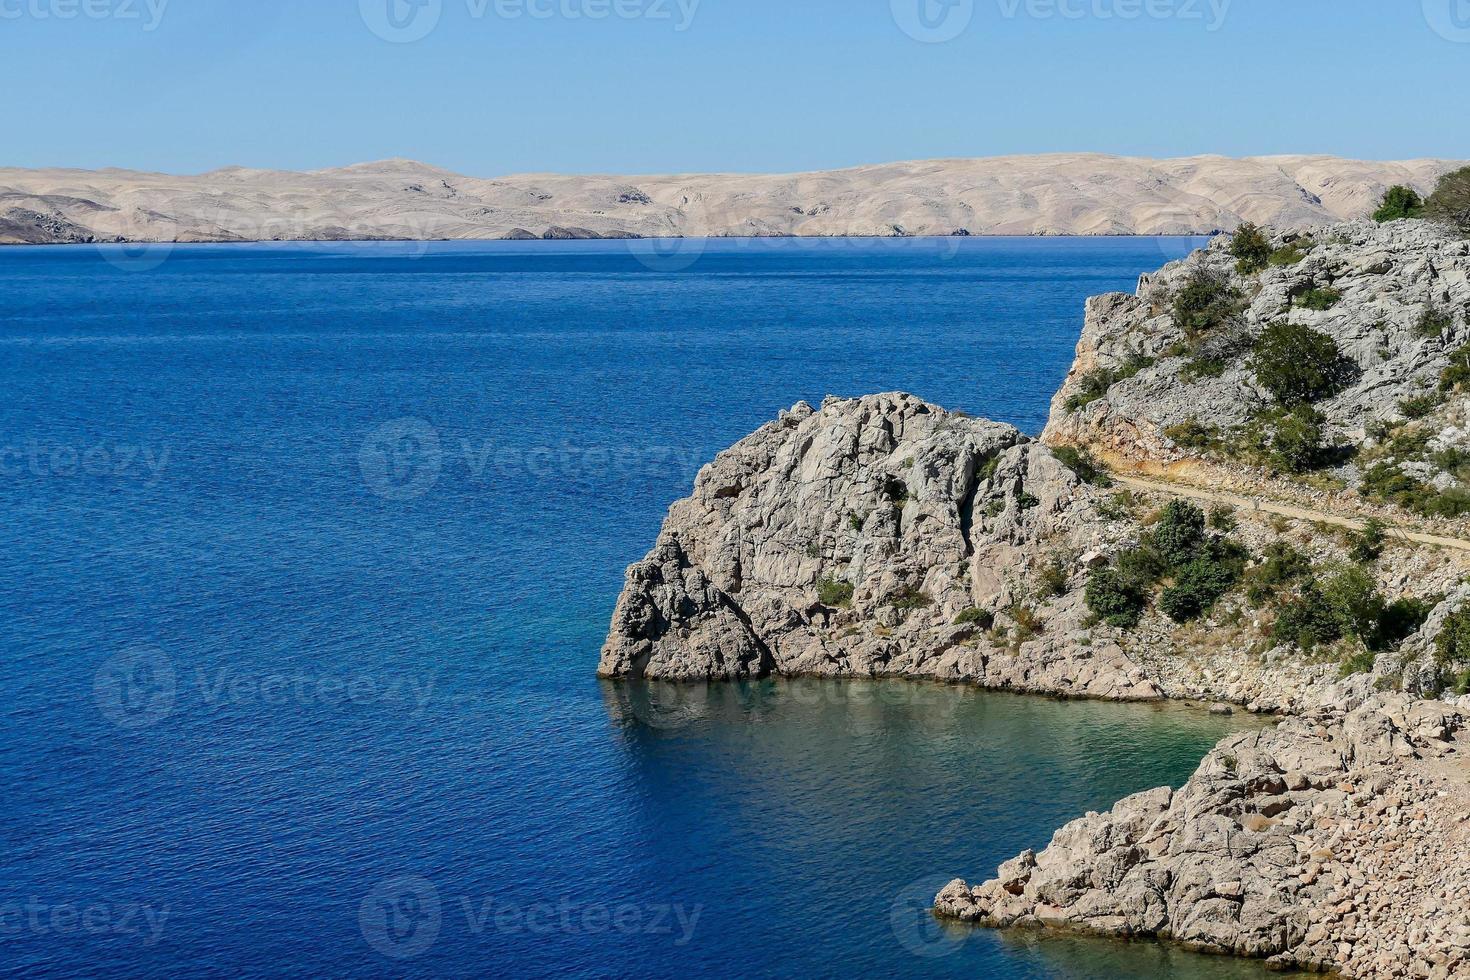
left=2, top=154, right=1463, bottom=245
left=601, top=205, right=1470, bottom=976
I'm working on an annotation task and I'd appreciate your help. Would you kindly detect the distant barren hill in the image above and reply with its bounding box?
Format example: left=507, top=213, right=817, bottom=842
left=0, top=154, right=1462, bottom=245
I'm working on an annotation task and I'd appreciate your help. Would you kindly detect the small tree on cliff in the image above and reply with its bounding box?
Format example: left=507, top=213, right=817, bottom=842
left=1372, top=185, right=1425, bottom=223
left=1426, top=166, right=1470, bottom=236
left=1229, top=222, right=1272, bottom=274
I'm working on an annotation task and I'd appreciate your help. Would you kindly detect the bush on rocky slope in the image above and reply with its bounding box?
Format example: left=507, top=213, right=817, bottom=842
left=1425, top=164, right=1470, bottom=235
left=1250, top=321, right=1353, bottom=407
left=1372, top=184, right=1425, bottom=222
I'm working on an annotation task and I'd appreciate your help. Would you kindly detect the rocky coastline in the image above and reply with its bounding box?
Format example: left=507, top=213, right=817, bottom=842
left=601, top=215, right=1470, bottom=977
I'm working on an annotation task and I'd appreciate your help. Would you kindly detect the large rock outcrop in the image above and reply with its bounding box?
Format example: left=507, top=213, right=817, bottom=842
left=936, top=694, right=1470, bottom=978
left=599, top=393, right=1161, bottom=701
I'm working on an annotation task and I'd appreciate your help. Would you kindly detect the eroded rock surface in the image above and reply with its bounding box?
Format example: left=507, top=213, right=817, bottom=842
left=936, top=694, right=1470, bottom=977
left=600, top=393, right=1161, bottom=701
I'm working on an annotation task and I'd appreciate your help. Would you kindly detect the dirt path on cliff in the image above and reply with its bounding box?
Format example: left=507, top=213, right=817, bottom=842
left=1110, top=473, right=1470, bottom=554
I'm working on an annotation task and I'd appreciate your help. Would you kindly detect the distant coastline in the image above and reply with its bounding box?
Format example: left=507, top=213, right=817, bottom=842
left=2, top=153, right=1461, bottom=246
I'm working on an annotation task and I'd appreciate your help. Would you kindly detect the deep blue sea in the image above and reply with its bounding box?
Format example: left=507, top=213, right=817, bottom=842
left=0, top=236, right=1292, bottom=979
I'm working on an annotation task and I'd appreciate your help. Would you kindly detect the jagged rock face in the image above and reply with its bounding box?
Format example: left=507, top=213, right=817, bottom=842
left=936, top=694, right=1470, bottom=977
left=1043, top=220, right=1470, bottom=496
left=600, top=393, right=1162, bottom=701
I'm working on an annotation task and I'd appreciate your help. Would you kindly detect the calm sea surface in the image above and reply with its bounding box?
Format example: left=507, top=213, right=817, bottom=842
left=0, top=236, right=1291, bottom=978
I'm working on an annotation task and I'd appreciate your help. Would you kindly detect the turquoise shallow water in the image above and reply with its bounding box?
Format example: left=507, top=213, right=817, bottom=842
left=0, top=235, right=1293, bottom=978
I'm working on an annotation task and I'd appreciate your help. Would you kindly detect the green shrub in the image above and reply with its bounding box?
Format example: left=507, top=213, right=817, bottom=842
left=1017, top=492, right=1040, bottom=510
left=1373, top=596, right=1435, bottom=650
left=1441, top=343, right=1470, bottom=392
left=818, top=577, right=854, bottom=607
left=1152, top=500, right=1208, bottom=567
left=1425, top=165, right=1470, bottom=236
left=1229, top=222, right=1272, bottom=274
left=1051, top=445, right=1111, bottom=486
left=954, top=607, right=995, bottom=629
left=1296, top=287, right=1343, bottom=311
left=1039, top=554, right=1071, bottom=597
left=1208, top=506, right=1237, bottom=532
left=1349, top=518, right=1386, bottom=564
left=1435, top=606, right=1470, bottom=667
left=1160, top=556, right=1240, bottom=622
left=1272, top=583, right=1343, bottom=650
left=1085, top=566, right=1148, bottom=628
left=1245, top=541, right=1312, bottom=604
left=849, top=513, right=866, bottom=532
left=1362, top=463, right=1470, bottom=518
left=1373, top=185, right=1425, bottom=222
left=1250, top=321, right=1353, bottom=406
left=1064, top=351, right=1154, bottom=412
left=1182, top=355, right=1228, bottom=381
left=1172, top=268, right=1245, bottom=338
left=1339, top=650, right=1378, bottom=678
left=1269, top=405, right=1331, bottom=473
left=1165, top=419, right=1222, bottom=451
left=1417, top=302, right=1454, bottom=338
left=1321, top=564, right=1386, bottom=641
left=890, top=586, right=933, bottom=612
left=1399, top=392, right=1445, bottom=419
left=1268, top=244, right=1307, bottom=267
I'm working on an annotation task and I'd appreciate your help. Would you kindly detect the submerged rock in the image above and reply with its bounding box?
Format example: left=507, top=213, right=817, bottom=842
left=600, top=393, right=1161, bottom=701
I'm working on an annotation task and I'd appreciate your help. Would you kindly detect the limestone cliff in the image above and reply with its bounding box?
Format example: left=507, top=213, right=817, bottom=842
left=599, top=393, right=1161, bottom=701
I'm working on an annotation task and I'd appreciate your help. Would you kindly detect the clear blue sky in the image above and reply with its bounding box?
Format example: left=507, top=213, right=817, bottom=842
left=3, top=0, right=1467, bottom=175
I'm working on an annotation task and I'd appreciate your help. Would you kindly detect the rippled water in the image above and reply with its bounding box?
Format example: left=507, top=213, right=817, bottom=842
left=0, top=236, right=1294, bottom=978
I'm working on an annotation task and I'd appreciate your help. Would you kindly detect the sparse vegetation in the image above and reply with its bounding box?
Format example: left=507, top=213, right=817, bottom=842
left=1229, top=222, right=1272, bottom=274
left=1296, top=286, right=1343, bottom=311
left=1051, top=445, right=1111, bottom=486
left=1349, top=518, right=1386, bottom=564
left=889, top=585, right=933, bottom=612
left=1425, top=164, right=1470, bottom=236
left=1172, top=268, right=1245, bottom=338
left=1268, top=243, right=1306, bottom=266
left=818, top=577, right=854, bottom=608
left=1399, top=392, right=1445, bottom=419
left=1441, top=343, right=1470, bottom=392
left=1064, top=350, right=1155, bottom=412
left=1250, top=321, right=1353, bottom=407
left=1372, top=185, right=1425, bottom=223
left=1416, top=301, right=1454, bottom=338
left=1086, top=501, right=1246, bottom=627
left=1039, top=553, right=1070, bottom=597
left=954, top=607, right=995, bottom=629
